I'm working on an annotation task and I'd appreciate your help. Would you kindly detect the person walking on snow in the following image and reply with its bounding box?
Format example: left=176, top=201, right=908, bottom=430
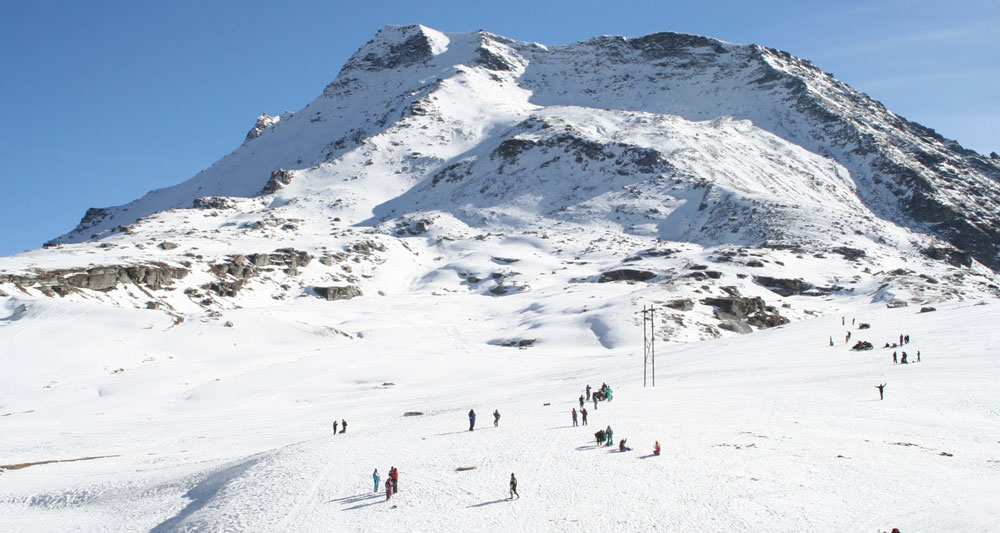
left=876, top=383, right=886, bottom=400
left=373, top=468, right=380, bottom=493
left=469, top=409, right=476, bottom=431
left=581, top=407, right=588, bottom=426
left=586, top=384, right=592, bottom=401
left=390, top=467, right=398, bottom=493
left=572, top=408, right=578, bottom=427
left=493, top=409, right=500, bottom=427
left=509, top=473, right=519, bottom=499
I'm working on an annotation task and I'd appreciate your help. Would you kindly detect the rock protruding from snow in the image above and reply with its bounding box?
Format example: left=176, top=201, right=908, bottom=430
left=244, top=113, right=281, bottom=143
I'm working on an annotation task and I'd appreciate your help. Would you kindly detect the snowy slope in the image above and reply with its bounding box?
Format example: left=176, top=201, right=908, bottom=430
left=1, top=296, right=997, bottom=531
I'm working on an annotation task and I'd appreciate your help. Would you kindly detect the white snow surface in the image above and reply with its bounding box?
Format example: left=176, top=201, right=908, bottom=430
left=1, top=295, right=998, bottom=531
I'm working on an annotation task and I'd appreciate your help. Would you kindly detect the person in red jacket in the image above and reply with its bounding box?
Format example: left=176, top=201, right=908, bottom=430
left=390, top=466, right=399, bottom=493
left=653, top=441, right=661, bottom=456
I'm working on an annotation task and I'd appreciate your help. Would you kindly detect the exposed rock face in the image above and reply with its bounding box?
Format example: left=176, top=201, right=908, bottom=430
left=159, top=241, right=179, bottom=251
left=0, top=263, right=188, bottom=296
left=341, top=26, right=435, bottom=73
left=922, top=246, right=973, bottom=268
left=664, top=299, right=694, bottom=311
left=754, top=276, right=812, bottom=296
left=203, top=249, right=312, bottom=297
left=832, top=247, right=866, bottom=261
left=244, top=113, right=281, bottom=143
left=260, top=169, right=295, bottom=195
left=701, top=296, right=789, bottom=330
left=314, top=285, right=362, bottom=301
left=598, top=269, right=657, bottom=283
left=192, top=197, right=238, bottom=210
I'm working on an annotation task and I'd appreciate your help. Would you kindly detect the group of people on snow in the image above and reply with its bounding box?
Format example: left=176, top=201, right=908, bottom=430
left=332, top=419, right=347, bottom=434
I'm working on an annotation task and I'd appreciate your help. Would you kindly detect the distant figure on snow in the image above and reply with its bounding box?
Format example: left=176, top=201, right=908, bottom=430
left=900, top=352, right=908, bottom=364
left=333, top=420, right=338, bottom=434
left=586, top=384, right=592, bottom=401
left=876, top=383, right=886, bottom=400
left=581, top=407, right=588, bottom=426
left=846, top=331, right=851, bottom=343
left=579, top=395, right=585, bottom=409
left=493, top=409, right=501, bottom=427
left=593, top=394, right=598, bottom=410
left=341, top=419, right=347, bottom=433
left=469, top=409, right=476, bottom=431
left=830, top=336, right=834, bottom=346
left=619, top=439, right=631, bottom=452
left=385, top=478, right=393, bottom=501
left=917, top=351, right=921, bottom=362
left=893, top=351, right=897, bottom=364
left=572, top=408, right=578, bottom=427
left=904, top=334, right=909, bottom=344
left=605, top=425, right=614, bottom=446
left=653, top=441, right=661, bottom=456
left=373, top=468, right=380, bottom=493
left=604, top=386, right=613, bottom=401
left=390, top=466, right=399, bottom=493
left=595, top=429, right=606, bottom=446
left=509, top=473, right=519, bottom=499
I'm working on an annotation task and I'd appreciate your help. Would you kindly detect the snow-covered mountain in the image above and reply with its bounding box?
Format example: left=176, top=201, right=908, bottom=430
left=2, top=25, right=996, bottom=332
left=2, top=25, right=999, bottom=531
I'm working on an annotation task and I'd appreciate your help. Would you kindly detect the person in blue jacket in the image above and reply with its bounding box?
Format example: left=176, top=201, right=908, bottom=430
left=469, top=409, right=476, bottom=431
left=372, top=468, right=380, bottom=492
left=605, top=425, right=614, bottom=446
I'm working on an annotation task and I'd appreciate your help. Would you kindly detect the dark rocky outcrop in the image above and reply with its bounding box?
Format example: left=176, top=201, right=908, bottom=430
left=260, top=169, right=295, bottom=195
left=832, top=247, right=866, bottom=261
left=493, top=338, right=536, bottom=348
left=0, top=263, right=188, bottom=296
left=244, top=113, right=281, bottom=143
left=203, top=249, right=312, bottom=297
left=598, top=269, right=657, bottom=283
left=919, top=306, right=937, bottom=313
left=701, top=296, right=789, bottom=330
left=314, top=285, right=362, bottom=301
left=754, top=276, right=812, bottom=296
left=663, top=298, right=693, bottom=311
left=922, top=246, right=973, bottom=268
left=192, top=197, right=238, bottom=210
left=159, top=241, right=179, bottom=251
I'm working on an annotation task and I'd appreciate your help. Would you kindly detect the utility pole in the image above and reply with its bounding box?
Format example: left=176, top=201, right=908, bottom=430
left=638, top=306, right=657, bottom=387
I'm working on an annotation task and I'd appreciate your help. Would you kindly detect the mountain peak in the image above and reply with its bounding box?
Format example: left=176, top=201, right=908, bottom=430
left=340, top=24, right=450, bottom=74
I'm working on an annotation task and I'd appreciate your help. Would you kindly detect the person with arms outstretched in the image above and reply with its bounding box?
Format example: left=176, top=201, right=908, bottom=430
left=876, top=383, right=886, bottom=400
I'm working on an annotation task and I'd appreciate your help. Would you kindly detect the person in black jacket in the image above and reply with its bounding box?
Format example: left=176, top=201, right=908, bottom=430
left=876, top=383, right=886, bottom=400
left=509, top=473, right=519, bottom=499
left=469, top=409, right=476, bottom=431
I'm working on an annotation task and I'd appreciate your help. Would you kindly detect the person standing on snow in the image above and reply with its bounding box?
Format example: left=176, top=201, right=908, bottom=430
left=469, top=409, right=476, bottom=431
left=893, top=351, right=897, bottom=364
left=385, top=477, right=393, bottom=501
left=605, top=425, right=614, bottom=446
left=341, top=419, right=347, bottom=433
left=332, top=420, right=338, bottom=434
left=373, top=468, right=380, bottom=493
left=572, top=408, right=578, bottom=427
left=586, top=384, right=592, bottom=401
left=493, top=409, right=501, bottom=427
left=876, top=383, right=886, bottom=400
left=593, top=394, right=598, bottom=410
left=390, top=466, right=399, bottom=493
left=581, top=407, right=588, bottom=426
left=509, top=473, right=519, bottom=499
left=579, top=395, right=585, bottom=409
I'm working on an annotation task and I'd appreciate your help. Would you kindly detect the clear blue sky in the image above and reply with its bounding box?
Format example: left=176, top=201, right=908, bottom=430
left=1, top=0, right=997, bottom=256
